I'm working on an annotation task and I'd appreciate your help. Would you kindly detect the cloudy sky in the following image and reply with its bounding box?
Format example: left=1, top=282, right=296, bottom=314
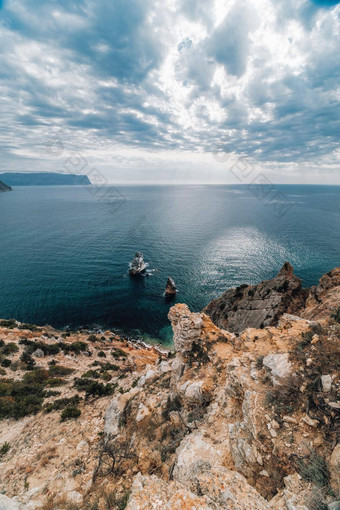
left=0, top=0, right=339, bottom=184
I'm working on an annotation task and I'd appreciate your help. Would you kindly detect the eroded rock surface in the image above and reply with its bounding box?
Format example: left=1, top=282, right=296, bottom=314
left=203, top=262, right=306, bottom=333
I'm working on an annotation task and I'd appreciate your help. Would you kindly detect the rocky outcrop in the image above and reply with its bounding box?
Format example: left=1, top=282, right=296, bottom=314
left=129, top=252, right=148, bottom=275
left=168, top=304, right=204, bottom=354
left=0, top=495, right=27, bottom=510
left=203, top=262, right=307, bottom=334
left=302, top=267, right=340, bottom=321
left=0, top=179, right=12, bottom=192
left=1, top=266, right=339, bottom=510
left=165, top=276, right=177, bottom=297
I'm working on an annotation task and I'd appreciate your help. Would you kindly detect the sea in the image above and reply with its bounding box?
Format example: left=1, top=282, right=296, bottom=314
left=0, top=184, right=339, bottom=345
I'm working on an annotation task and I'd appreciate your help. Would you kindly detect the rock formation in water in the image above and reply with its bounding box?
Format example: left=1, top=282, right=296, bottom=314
left=0, top=179, right=12, bottom=192
left=0, top=265, right=339, bottom=509
left=203, top=262, right=308, bottom=334
left=165, top=276, right=177, bottom=297
left=129, top=251, right=148, bottom=275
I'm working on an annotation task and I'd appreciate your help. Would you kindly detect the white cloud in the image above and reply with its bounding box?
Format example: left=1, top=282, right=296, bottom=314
left=0, top=0, right=339, bottom=183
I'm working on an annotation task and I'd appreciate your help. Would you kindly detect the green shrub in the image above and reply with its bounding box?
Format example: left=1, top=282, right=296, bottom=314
left=87, top=335, right=98, bottom=342
left=98, top=351, right=106, bottom=358
left=256, top=355, right=264, bottom=369
left=0, top=441, right=10, bottom=457
left=48, top=364, right=74, bottom=377
left=298, top=451, right=330, bottom=487
left=1, top=359, right=11, bottom=368
left=46, top=378, right=66, bottom=387
left=331, top=307, right=340, bottom=323
left=265, top=376, right=301, bottom=417
left=20, top=351, right=36, bottom=369
left=59, top=341, right=88, bottom=354
left=18, top=323, right=41, bottom=332
left=297, top=330, right=313, bottom=351
left=81, top=370, right=101, bottom=379
left=111, top=348, right=127, bottom=359
left=0, top=319, right=17, bottom=329
left=0, top=378, right=45, bottom=419
left=162, top=395, right=182, bottom=421
left=44, top=395, right=81, bottom=414
left=1, top=342, right=19, bottom=355
left=74, top=378, right=116, bottom=399
left=60, top=405, right=81, bottom=422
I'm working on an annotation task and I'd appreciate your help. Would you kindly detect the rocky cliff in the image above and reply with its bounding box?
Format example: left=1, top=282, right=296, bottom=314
left=0, top=266, right=339, bottom=510
left=203, top=262, right=339, bottom=334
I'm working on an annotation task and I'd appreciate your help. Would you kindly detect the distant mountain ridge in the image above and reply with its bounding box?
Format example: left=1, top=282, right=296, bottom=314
left=0, top=179, right=12, bottom=192
left=0, top=172, right=91, bottom=186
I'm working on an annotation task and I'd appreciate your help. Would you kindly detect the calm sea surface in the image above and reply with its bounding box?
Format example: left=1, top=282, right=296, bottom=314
left=0, top=185, right=339, bottom=345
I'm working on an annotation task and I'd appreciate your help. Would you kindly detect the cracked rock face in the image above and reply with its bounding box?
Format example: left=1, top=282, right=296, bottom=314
left=203, top=262, right=306, bottom=334
left=168, top=304, right=203, bottom=354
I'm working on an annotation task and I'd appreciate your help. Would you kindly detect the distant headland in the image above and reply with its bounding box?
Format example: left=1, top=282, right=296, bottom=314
left=0, top=179, right=12, bottom=192
left=0, top=172, right=91, bottom=186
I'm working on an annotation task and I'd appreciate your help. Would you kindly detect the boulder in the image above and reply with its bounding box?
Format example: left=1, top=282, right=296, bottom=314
left=262, top=353, right=292, bottom=385
left=165, top=277, right=177, bottom=297
left=129, top=252, right=148, bottom=275
left=32, top=348, right=44, bottom=358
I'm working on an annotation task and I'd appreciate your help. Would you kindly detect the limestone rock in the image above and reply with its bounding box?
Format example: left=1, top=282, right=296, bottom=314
left=137, top=369, right=157, bottom=387
left=0, top=495, right=27, bottom=510
left=328, top=502, right=340, bottom=510
left=321, top=374, right=332, bottom=392
left=172, top=433, right=269, bottom=509
left=173, top=432, right=223, bottom=484
left=303, top=267, right=340, bottom=320
left=168, top=304, right=203, bottom=354
left=32, top=348, right=44, bottom=358
left=204, top=262, right=305, bottom=334
left=136, top=403, right=151, bottom=423
left=263, top=353, right=292, bottom=384
left=126, top=473, right=218, bottom=510
left=330, top=444, right=340, bottom=496
left=104, top=388, right=140, bottom=437
left=180, top=380, right=211, bottom=406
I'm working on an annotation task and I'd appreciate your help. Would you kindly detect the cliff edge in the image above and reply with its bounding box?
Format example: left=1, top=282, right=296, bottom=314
left=0, top=265, right=339, bottom=509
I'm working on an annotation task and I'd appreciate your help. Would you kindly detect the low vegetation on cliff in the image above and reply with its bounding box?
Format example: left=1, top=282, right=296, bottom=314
left=0, top=264, right=339, bottom=509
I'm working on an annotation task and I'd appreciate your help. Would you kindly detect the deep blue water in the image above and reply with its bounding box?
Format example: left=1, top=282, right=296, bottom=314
left=0, top=185, right=339, bottom=345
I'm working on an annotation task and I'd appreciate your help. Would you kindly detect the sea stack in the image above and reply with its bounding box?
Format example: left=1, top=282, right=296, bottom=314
left=165, top=276, right=177, bottom=297
left=129, top=252, right=148, bottom=275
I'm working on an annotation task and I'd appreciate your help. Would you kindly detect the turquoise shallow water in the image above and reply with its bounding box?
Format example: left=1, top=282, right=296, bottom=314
left=0, top=184, right=339, bottom=344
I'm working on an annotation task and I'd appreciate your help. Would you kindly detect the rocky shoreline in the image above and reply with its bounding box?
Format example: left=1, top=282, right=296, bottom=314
left=0, top=264, right=339, bottom=510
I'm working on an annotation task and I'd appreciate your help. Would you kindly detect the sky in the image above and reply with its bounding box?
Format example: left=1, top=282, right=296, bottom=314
left=0, top=0, right=339, bottom=184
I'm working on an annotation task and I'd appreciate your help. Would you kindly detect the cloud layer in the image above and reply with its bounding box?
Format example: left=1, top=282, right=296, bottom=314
left=0, top=0, right=339, bottom=182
